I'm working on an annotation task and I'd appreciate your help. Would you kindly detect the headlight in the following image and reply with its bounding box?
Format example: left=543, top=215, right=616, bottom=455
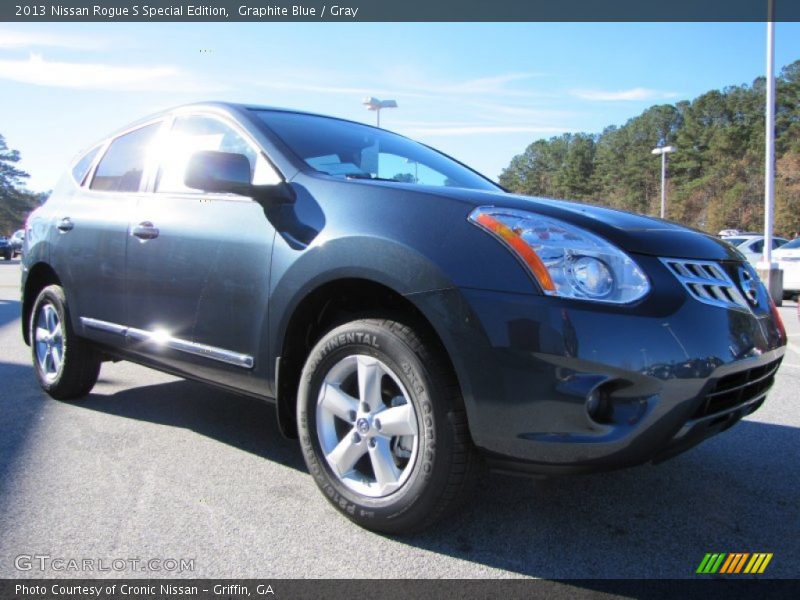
left=468, top=206, right=650, bottom=304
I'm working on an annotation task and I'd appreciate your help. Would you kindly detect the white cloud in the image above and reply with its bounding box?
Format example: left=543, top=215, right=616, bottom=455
left=0, top=29, right=108, bottom=49
left=571, top=87, right=679, bottom=101
left=0, top=54, right=223, bottom=92
left=428, top=72, right=542, bottom=94
left=386, top=70, right=547, bottom=98
left=254, top=70, right=547, bottom=101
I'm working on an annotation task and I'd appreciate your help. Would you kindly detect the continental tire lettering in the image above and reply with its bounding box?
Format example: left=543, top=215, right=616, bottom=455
left=398, top=363, right=436, bottom=484
left=323, top=333, right=379, bottom=355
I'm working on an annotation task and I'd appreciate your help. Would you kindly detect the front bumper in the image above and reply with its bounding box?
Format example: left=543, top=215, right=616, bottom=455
left=413, top=255, right=787, bottom=474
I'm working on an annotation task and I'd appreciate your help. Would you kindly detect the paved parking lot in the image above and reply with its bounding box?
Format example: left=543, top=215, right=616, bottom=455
left=1, top=259, right=798, bottom=579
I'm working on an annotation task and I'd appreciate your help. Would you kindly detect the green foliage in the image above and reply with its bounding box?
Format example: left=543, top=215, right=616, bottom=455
left=0, top=134, right=44, bottom=235
left=499, top=60, right=800, bottom=236
left=392, top=172, right=417, bottom=183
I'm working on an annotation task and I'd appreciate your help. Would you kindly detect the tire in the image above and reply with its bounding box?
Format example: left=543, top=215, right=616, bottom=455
left=297, top=318, right=481, bottom=534
left=29, top=284, right=101, bottom=400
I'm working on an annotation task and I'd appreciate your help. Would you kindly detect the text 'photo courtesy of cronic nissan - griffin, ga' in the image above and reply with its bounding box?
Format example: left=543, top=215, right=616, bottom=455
left=20, top=102, right=787, bottom=534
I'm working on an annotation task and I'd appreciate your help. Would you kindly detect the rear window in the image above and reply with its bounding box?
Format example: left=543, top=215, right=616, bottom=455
left=723, top=237, right=746, bottom=246
left=780, top=238, right=800, bottom=249
left=90, top=123, right=161, bottom=192
left=71, top=146, right=101, bottom=185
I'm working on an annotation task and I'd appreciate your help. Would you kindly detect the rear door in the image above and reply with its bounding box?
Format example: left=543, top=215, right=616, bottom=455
left=49, top=122, right=162, bottom=345
left=124, top=113, right=280, bottom=393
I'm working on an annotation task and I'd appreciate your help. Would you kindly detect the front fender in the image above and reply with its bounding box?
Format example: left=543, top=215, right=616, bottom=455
left=266, top=233, right=456, bottom=383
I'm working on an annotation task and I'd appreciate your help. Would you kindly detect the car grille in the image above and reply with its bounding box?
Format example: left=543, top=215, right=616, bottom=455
left=660, top=258, right=750, bottom=311
left=693, top=358, right=782, bottom=419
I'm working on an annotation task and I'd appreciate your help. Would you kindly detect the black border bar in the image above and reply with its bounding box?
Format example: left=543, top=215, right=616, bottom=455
left=2, top=0, right=800, bottom=22
left=3, top=579, right=800, bottom=600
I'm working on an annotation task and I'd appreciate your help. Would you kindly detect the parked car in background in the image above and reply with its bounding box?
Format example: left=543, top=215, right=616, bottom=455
left=718, top=228, right=740, bottom=237
left=9, top=229, right=25, bottom=257
left=19, top=102, right=788, bottom=533
left=774, top=238, right=800, bottom=299
left=0, top=236, right=13, bottom=260
left=722, top=234, right=788, bottom=264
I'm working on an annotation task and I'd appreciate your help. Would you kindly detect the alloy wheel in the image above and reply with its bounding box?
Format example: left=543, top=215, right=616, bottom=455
left=316, top=354, right=420, bottom=498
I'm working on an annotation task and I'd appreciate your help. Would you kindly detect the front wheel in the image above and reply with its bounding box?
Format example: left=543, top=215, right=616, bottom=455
left=30, top=285, right=101, bottom=400
left=297, top=318, right=480, bottom=534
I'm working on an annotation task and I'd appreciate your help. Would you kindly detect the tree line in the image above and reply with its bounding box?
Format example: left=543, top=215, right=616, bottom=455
left=0, top=134, right=47, bottom=236
left=498, top=60, right=800, bottom=237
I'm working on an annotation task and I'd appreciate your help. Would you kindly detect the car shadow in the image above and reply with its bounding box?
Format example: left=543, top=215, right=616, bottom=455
left=398, top=419, right=799, bottom=579
left=0, top=299, right=21, bottom=330
left=78, top=379, right=306, bottom=473
left=5, top=356, right=792, bottom=580
left=70, top=374, right=800, bottom=578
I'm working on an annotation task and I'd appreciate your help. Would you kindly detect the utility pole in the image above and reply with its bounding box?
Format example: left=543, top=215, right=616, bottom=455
left=651, top=145, right=676, bottom=219
left=758, top=0, right=783, bottom=305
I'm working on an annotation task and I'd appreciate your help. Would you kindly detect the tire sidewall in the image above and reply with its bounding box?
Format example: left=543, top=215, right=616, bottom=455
left=298, top=321, right=451, bottom=529
left=30, top=285, right=71, bottom=393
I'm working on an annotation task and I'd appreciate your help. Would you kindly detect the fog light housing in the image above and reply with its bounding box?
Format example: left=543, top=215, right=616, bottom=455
left=586, top=388, right=612, bottom=424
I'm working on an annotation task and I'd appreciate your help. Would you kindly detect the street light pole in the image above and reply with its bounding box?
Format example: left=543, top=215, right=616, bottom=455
left=758, top=0, right=783, bottom=304
left=651, top=145, right=676, bottom=219
left=362, top=96, right=398, bottom=128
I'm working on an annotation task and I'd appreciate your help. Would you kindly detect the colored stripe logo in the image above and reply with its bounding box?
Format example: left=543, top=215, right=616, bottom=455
left=696, top=553, right=773, bottom=574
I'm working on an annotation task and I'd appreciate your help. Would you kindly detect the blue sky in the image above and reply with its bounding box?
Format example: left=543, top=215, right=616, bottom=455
left=2, top=22, right=800, bottom=191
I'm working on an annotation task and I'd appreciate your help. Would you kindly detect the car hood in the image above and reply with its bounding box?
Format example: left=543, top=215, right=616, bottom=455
left=430, top=187, right=744, bottom=261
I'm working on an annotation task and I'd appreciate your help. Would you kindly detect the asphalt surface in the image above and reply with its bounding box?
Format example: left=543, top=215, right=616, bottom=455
left=0, top=258, right=798, bottom=580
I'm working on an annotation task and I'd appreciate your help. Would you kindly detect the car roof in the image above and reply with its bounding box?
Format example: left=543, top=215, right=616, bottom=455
left=80, top=101, right=390, bottom=159
left=120, top=101, right=380, bottom=135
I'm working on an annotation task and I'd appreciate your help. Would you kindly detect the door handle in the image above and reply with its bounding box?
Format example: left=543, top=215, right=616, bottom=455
left=132, top=221, right=159, bottom=240
left=57, top=217, right=74, bottom=232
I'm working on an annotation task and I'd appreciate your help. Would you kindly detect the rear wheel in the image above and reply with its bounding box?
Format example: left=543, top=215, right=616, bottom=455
left=30, top=285, right=101, bottom=400
left=297, top=318, right=480, bottom=534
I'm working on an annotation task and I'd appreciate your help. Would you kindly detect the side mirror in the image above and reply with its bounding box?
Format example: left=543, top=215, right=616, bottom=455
left=184, top=150, right=295, bottom=205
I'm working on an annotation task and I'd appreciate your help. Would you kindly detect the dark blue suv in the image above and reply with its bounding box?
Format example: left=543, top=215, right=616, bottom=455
left=21, top=103, right=787, bottom=533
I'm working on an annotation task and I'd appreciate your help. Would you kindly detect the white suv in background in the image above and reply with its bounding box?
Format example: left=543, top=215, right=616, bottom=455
left=773, top=238, right=800, bottom=298
left=723, top=235, right=789, bottom=265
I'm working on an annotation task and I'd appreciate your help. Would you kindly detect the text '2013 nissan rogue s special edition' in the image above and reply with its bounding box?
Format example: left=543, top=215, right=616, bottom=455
left=21, top=103, right=787, bottom=533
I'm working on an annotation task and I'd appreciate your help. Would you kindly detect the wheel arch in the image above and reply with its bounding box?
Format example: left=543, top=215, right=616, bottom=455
left=22, top=262, right=62, bottom=346
left=273, top=277, right=461, bottom=439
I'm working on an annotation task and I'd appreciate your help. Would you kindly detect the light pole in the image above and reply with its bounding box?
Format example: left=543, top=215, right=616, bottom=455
left=362, top=96, right=397, bottom=128
left=758, top=0, right=783, bottom=305
left=651, top=145, right=676, bottom=219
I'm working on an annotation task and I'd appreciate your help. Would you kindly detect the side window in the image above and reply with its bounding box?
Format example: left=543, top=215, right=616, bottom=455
left=90, top=123, right=160, bottom=192
left=71, top=145, right=101, bottom=185
left=750, top=240, right=764, bottom=253
left=156, top=115, right=280, bottom=194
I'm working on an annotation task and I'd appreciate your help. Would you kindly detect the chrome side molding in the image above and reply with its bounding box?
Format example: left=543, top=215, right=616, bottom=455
left=80, top=317, right=254, bottom=369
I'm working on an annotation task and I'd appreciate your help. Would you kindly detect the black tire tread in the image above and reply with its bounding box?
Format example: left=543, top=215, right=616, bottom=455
left=311, top=317, right=482, bottom=533
left=31, top=285, right=101, bottom=401
left=375, top=318, right=482, bottom=532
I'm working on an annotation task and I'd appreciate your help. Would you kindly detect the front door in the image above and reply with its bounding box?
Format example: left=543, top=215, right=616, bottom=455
left=124, top=113, right=281, bottom=392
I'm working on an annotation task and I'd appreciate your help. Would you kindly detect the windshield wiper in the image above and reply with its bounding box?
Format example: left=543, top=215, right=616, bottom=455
left=344, top=173, right=405, bottom=183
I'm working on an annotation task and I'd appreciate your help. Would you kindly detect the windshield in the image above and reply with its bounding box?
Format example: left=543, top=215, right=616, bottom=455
left=255, top=110, right=501, bottom=192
